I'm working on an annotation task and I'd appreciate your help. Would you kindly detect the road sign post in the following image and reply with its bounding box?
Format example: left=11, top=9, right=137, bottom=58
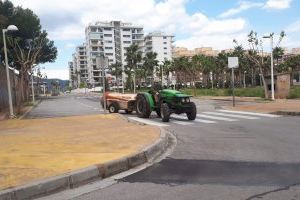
left=228, top=57, right=239, bottom=107
left=96, top=55, right=108, bottom=114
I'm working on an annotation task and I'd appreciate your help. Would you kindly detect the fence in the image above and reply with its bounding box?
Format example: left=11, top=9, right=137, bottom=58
left=0, top=64, right=20, bottom=112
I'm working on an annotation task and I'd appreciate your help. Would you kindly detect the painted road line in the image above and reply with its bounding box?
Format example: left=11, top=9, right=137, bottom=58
left=218, top=110, right=280, bottom=118
left=195, top=119, right=216, bottom=124
left=202, top=111, right=260, bottom=120
left=128, top=117, right=169, bottom=127
left=171, top=121, right=194, bottom=125
left=172, top=115, right=216, bottom=124
left=197, top=114, right=238, bottom=122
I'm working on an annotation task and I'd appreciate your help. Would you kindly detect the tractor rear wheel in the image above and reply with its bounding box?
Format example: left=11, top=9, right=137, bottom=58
left=186, top=102, right=197, bottom=120
left=161, top=103, right=170, bottom=122
left=136, top=94, right=151, bottom=118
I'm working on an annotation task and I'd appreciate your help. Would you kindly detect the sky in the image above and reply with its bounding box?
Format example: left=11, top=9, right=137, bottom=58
left=9, top=0, right=300, bottom=80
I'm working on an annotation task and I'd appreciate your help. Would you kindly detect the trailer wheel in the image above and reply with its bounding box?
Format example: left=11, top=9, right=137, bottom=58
left=136, top=94, right=151, bottom=118
left=161, top=103, right=170, bottom=122
left=186, top=102, right=197, bottom=120
left=108, top=103, right=119, bottom=113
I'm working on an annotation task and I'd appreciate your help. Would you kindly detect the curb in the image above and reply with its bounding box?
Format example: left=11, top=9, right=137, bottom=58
left=0, top=126, right=172, bottom=200
left=19, top=99, right=42, bottom=119
left=271, top=111, right=300, bottom=116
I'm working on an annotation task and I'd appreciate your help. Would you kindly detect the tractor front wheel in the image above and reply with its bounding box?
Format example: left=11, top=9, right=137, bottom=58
left=108, top=103, right=119, bottom=113
left=161, top=103, right=170, bottom=122
left=136, top=94, right=151, bottom=118
left=186, top=102, right=197, bottom=120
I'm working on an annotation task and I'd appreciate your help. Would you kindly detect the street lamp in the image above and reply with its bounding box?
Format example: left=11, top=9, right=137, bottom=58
left=3, top=25, right=18, bottom=118
left=263, top=33, right=275, bottom=100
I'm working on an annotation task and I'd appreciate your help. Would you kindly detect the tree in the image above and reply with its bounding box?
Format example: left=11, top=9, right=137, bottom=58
left=142, top=52, right=158, bottom=85
left=124, top=44, right=142, bottom=91
left=233, top=30, right=285, bottom=99
left=0, top=0, right=57, bottom=105
left=108, top=62, right=122, bottom=91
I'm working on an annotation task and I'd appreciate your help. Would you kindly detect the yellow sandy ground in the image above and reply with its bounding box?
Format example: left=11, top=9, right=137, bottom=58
left=0, top=114, right=160, bottom=190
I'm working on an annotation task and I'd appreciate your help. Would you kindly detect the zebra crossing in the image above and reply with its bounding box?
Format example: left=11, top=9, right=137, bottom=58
left=128, top=110, right=280, bottom=127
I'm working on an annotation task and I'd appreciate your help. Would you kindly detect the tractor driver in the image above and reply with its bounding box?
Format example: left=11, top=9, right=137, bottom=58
left=151, top=83, right=162, bottom=103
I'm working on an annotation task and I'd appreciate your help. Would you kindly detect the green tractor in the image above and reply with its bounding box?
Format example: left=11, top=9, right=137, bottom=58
left=135, top=89, right=197, bottom=122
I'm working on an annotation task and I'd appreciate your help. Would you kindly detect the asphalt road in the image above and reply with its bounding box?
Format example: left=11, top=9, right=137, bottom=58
left=25, top=93, right=103, bottom=118
left=33, top=94, right=300, bottom=200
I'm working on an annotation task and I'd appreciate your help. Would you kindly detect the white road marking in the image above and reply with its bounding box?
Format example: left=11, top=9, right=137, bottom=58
left=172, top=115, right=216, bottom=124
left=194, top=119, right=217, bottom=124
left=197, top=114, right=238, bottom=122
left=219, top=110, right=280, bottom=118
left=128, top=117, right=169, bottom=127
left=202, top=111, right=260, bottom=119
left=171, top=121, right=194, bottom=125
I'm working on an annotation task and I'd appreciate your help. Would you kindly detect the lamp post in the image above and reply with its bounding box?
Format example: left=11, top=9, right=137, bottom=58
left=243, top=71, right=247, bottom=88
left=31, top=66, right=35, bottom=104
left=3, top=25, right=18, bottom=118
left=263, top=33, right=275, bottom=100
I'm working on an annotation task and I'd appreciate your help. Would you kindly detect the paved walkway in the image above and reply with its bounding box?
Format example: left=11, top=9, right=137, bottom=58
left=226, top=99, right=300, bottom=113
left=0, top=114, right=160, bottom=190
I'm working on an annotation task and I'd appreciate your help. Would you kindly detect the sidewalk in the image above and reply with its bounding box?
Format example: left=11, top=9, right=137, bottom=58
left=224, top=99, right=300, bottom=113
left=0, top=114, right=160, bottom=190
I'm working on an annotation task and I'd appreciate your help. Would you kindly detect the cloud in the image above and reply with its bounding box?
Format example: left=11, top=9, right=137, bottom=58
left=264, top=0, right=293, bottom=9
left=285, top=19, right=300, bottom=33
left=10, top=0, right=247, bottom=49
left=43, top=69, right=69, bottom=80
left=219, top=1, right=264, bottom=18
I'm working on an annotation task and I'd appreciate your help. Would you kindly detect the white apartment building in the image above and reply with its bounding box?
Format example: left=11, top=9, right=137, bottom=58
left=85, top=21, right=144, bottom=86
left=144, top=31, right=174, bottom=64
left=71, top=44, right=88, bottom=86
left=68, top=61, right=75, bottom=87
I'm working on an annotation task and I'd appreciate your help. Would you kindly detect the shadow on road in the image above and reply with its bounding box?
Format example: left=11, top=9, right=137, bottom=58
left=122, top=158, right=300, bottom=187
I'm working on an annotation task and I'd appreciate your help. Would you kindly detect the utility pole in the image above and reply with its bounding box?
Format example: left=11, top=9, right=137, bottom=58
left=263, top=33, right=275, bottom=100
left=31, top=66, right=35, bottom=104
left=3, top=25, right=18, bottom=118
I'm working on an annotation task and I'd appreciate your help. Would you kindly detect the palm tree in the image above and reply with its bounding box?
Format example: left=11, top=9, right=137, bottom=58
left=125, top=44, right=142, bottom=92
left=108, top=62, right=122, bottom=91
left=143, top=52, right=158, bottom=86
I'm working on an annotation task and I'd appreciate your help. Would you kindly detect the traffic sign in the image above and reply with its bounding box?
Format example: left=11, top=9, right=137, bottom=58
left=228, top=57, right=239, bottom=68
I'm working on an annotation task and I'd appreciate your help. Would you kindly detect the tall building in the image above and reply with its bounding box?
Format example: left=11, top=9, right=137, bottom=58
left=68, top=61, right=75, bottom=87
left=85, top=21, right=144, bottom=86
left=144, top=31, right=174, bottom=63
left=73, top=44, right=88, bottom=86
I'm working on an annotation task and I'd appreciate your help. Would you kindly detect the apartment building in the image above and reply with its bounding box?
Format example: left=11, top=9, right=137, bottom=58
left=71, top=44, right=88, bottom=86
left=68, top=61, right=75, bottom=87
left=144, top=31, right=174, bottom=63
left=173, top=47, right=219, bottom=58
left=85, top=21, right=144, bottom=86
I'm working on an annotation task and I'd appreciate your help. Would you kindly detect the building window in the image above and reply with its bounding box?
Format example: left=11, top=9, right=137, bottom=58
left=105, top=40, right=113, bottom=43
left=163, top=42, right=167, bottom=44
left=104, top=28, right=112, bottom=31
left=104, top=34, right=112, bottom=37
left=164, top=52, right=167, bottom=55
left=123, top=41, right=131, bottom=44
left=164, top=47, right=167, bottom=50
left=109, top=59, right=114, bottom=62
left=123, top=35, right=131, bottom=38
left=105, top=53, right=113, bottom=56
left=163, top=36, right=167, bottom=39
left=105, top=47, right=113, bottom=50
left=91, top=28, right=97, bottom=32
left=123, top=28, right=130, bottom=31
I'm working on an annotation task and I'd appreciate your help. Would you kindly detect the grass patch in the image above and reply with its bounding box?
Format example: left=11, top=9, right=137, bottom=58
left=180, top=87, right=265, bottom=98
left=288, top=86, right=300, bottom=99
